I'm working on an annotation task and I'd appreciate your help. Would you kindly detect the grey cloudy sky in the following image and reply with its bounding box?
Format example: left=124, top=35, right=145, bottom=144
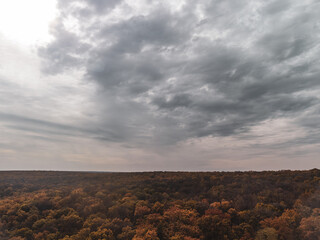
left=0, top=0, right=319, bottom=171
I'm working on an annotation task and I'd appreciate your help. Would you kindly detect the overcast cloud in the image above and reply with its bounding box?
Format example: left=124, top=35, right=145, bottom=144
left=0, top=0, right=319, bottom=171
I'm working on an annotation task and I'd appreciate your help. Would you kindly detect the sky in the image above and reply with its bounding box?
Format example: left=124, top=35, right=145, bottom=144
left=0, top=0, right=319, bottom=171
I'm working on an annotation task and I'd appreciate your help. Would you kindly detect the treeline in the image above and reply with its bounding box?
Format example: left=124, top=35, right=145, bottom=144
left=0, top=170, right=319, bottom=240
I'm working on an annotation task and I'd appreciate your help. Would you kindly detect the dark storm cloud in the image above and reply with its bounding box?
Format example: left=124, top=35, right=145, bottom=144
left=152, top=94, right=193, bottom=110
left=57, top=0, right=122, bottom=16
left=39, top=20, right=90, bottom=74
left=85, top=8, right=195, bottom=95
left=39, top=0, right=320, bottom=145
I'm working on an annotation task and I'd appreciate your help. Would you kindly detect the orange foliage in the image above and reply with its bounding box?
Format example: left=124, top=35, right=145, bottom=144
left=0, top=170, right=318, bottom=239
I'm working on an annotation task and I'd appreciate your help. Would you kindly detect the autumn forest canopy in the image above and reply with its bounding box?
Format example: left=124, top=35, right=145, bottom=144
left=0, top=170, right=319, bottom=240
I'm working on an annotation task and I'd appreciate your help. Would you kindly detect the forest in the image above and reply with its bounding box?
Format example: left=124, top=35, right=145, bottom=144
left=0, top=169, right=319, bottom=240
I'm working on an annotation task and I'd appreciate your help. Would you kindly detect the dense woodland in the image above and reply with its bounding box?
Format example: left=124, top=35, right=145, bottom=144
left=0, top=170, right=319, bottom=240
